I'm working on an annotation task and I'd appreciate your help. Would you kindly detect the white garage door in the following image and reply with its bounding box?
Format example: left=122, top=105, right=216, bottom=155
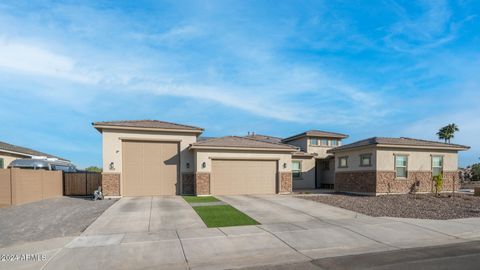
left=122, top=141, right=179, bottom=196
left=211, top=159, right=277, bottom=195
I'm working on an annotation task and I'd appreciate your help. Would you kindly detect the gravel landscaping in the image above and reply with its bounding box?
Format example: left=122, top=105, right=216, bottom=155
left=0, top=197, right=117, bottom=247
left=297, top=194, right=480, bottom=220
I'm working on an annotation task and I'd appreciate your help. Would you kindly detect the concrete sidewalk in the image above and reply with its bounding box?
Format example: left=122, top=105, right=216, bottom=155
left=2, top=195, right=480, bottom=270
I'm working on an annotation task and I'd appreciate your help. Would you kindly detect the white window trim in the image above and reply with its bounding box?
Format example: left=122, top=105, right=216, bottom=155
left=431, top=155, right=444, bottom=177
left=394, top=154, right=408, bottom=179
left=292, top=161, right=302, bottom=180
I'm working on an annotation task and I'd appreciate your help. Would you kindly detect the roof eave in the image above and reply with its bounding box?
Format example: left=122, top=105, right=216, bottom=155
left=282, top=133, right=348, bottom=142
left=92, top=124, right=204, bottom=134
left=376, top=144, right=470, bottom=151
left=328, top=143, right=470, bottom=153
left=189, top=145, right=297, bottom=152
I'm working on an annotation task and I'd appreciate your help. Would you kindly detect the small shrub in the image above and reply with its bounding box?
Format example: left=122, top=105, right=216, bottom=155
left=433, top=174, right=443, bottom=196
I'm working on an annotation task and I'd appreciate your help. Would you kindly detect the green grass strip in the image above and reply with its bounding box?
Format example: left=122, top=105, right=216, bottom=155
left=192, top=205, right=259, bottom=228
left=182, top=195, right=219, bottom=203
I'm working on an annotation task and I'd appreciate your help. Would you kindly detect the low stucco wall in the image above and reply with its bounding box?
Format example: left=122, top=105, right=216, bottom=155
left=0, top=169, right=63, bottom=206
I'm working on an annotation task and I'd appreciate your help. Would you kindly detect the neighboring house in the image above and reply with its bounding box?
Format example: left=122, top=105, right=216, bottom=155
left=0, top=141, right=68, bottom=169
left=328, top=137, right=470, bottom=195
left=93, top=120, right=469, bottom=197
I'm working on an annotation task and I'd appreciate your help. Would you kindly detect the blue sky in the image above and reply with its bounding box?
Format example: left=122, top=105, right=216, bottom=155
left=0, top=0, right=479, bottom=168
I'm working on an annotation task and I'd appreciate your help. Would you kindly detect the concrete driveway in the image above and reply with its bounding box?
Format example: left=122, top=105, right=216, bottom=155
left=3, top=195, right=480, bottom=270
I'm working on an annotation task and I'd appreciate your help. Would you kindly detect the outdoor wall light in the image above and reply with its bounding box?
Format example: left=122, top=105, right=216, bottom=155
left=186, top=162, right=190, bottom=169
left=109, top=162, right=115, bottom=170
left=201, top=162, right=206, bottom=169
left=283, top=163, right=287, bottom=169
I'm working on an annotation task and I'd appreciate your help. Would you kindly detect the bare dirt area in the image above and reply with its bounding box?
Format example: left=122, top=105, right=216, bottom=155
left=297, top=193, right=480, bottom=220
left=0, top=197, right=117, bottom=248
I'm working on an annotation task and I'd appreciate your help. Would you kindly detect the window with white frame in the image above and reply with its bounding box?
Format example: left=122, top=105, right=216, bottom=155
left=395, top=155, right=408, bottom=178
left=432, top=156, right=443, bottom=177
left=338, top=156, right=348, bottom=168
left=330, top=140, right=338, bottom=146
left=310, top=138, right=318, bottom=146
left=320, top=139, right=328, bottom=146
left=360, top=154, right=372, bottom=167
left=292, top=161, right=302, bottom=179
left=0, top=158, right=3, bottom=169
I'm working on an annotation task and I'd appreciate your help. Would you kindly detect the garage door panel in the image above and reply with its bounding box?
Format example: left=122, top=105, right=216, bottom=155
left=123, top=141, right=179, bottom=196
left=211, top=160, right=276, bottom=195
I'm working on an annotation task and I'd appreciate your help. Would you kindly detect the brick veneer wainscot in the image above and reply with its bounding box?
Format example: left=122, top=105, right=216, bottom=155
left=335, top=170, right=460, bottom=195
left=279, top=172, right=293, bottom=193
left=102, top=173, right=120, bottom=196
left=195, top=172, right=210, bottom=195
left=335, top=171, right=376, bottom=194
left=377, top=171, right=459, bottom=194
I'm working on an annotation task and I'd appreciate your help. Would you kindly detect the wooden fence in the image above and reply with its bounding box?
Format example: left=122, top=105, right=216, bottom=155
left=63, top=172, right=102, bottom=196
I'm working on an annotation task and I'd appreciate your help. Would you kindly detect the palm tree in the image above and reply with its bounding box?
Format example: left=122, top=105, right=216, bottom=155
left=437, top=123, right=459, bottom=143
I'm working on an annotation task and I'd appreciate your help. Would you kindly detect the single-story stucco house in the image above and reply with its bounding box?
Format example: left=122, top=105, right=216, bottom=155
left=92, top=120, right=469, bottom=197
left=328, top=137, right=470, bottom=195
left=0, top=141, right=68, bottom=169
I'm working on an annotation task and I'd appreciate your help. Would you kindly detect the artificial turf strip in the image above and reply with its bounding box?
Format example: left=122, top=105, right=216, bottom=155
left=192, top=205, right=260, bottom=228
left=182, top=195, right=220, bottom=203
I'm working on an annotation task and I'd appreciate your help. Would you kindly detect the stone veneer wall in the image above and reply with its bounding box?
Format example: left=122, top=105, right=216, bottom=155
left=335, top=170, right=460, bottom=195
left=376, top=171, right=459, bottom=194
left=102, top=173, right=120, bottom=196
left=335, top=171, right=376, bottom=194
left=279, top=172, right=292, bottom=193
left=195, top=172, right=210, bottom=195
left=182, top=173, right=195, bottom=195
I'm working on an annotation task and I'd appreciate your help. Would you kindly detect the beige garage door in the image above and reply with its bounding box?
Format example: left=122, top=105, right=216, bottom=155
left=122, top=141, right=179, bottom=196
left=211, top=160, right=277, bottom=195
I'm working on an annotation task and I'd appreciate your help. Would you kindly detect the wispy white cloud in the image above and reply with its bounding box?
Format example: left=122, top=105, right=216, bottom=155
left=0, top=34, right=385, bottom=126
left=0, top=38, right=97, bottom=83
left=383, top=0, right=456, bottom=53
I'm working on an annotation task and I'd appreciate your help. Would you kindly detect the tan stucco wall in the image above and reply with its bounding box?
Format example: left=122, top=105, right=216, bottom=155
left=0, top=152, right=28, bottom=169
left=292, top=157, right=316, bottom=189
left=333, top=146, right=377, bottom=172
left=376, top=147, right=459, bottom=171
left=101, top=129, right=198, bottom=175
left=307, top=145, right=331, bottom=158
left=194, top=149, right=292, bottom=173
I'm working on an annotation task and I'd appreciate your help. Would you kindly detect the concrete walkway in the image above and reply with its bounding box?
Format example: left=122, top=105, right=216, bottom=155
left=2, top=195, right=480, bottom=270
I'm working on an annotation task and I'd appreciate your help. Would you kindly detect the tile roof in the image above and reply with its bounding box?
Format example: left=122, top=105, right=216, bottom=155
left=328, top=137, right=470, bottom=152
left=0, top=141, right=68, bottom=161
left=92, top=120, right=204, bottom=131
left=243, top=134, right=283, bottom=144
left=190, top=136, right=298, bottom=150
left=197, top=136, right=217, bottom=142
left=282, top=130, right=348, bottom=142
